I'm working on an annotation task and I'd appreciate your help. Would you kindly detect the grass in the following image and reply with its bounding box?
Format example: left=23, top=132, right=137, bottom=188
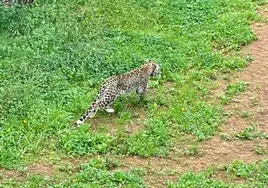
left=2, top=158, right=146, bottom=187
left=168, top=160, right=268, bottom=188
left=0, top=0, right=267, bottom=186
left=54, top=160, right=145, bottom=187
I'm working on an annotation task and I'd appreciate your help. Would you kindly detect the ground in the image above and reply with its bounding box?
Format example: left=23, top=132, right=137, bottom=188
left=1, top=1, right=268, bottom=187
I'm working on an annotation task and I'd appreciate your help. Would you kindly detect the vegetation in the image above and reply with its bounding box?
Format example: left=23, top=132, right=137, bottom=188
left=2, top=158, right=146, bottom=187
left=235, top=125, right=267, bottom=140
left=221, top=82, right=248, bottom=104
left=0, top=0, right=267, bottom=187
left=168, top=160, right=268, bottom=187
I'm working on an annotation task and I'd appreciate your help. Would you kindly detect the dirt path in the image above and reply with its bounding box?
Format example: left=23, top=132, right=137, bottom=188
left=118, top=7, right=268, bottom=188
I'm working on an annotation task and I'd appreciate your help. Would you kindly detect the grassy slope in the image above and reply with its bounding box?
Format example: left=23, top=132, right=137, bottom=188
left=0, top=0, right=266, bottom=186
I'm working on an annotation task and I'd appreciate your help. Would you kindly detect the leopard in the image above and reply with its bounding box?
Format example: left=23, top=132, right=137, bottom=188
left=74, top=60, right=161, bottom=126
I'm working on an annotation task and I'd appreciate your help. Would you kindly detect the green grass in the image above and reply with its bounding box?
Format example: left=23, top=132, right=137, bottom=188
left=54, top=160, right=145, bottom=187
left=2, top=159, right=267, bottom=187
left=168, top=160, right=268, bottom=188
left=0, top=0, right=264, bottom=185
left=1, top=158, right=146, bottom=187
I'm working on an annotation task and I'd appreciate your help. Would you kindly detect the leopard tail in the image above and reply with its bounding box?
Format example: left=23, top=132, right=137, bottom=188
left=74, top=96, right=100, bottom=126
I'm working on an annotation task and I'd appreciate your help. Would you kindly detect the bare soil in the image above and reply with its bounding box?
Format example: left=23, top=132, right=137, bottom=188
left=0, top=163, right=56, bottom=184
left=27, top=163, right=55, bottom=176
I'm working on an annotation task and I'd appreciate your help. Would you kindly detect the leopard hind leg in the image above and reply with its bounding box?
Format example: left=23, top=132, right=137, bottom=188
left=99, top=91, right=117, bottom=114
left=75, top=91, right=117, bottom=126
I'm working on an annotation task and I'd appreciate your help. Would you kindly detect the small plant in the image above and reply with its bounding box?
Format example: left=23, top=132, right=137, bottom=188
left=58, top=126, right=113, bottom=155
left=220, top=133, right=234, bottom=141
left=55, top=160, right=145, bottom=187
left=117, top=111, right=132, bottom=125
left=125, top=118, right=170, bottom=157
left=235, top=126, right=266, bottom=140
left=58, top=163, right=74, bottom=173
left=168, top=170, right=228, bottom=188
left=241, top=111, right=249, bottom=118
left=253, top=145, right=267, bottom=155
left=169, top=160, right=268, bottom=187
left=225, top=160, right=268, bottom=186
left=245, top=55, right=254, bottom=62
left=81, top=157, right=119, bottom=170
left=250, top=96, right=259, bottom=106
left=221, top=82, right=248, bottom=104
left=183, top=145, right=200, bottom=156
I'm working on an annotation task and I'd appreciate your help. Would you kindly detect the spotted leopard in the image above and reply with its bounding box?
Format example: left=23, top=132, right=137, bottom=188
left=75, top=60, right=161, bottom=126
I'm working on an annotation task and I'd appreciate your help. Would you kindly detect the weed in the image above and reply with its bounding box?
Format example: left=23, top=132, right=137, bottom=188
left=219, top=133, right=234, bottom=141
left=168, top=170, right=228, bottom=188
left=235, top=125, right=266, bottom=140
left=221, top=82, right=248, bottom=104
left=225, top=160, right=268, bottom=186
left=23, top=175, right=51, bottom=187
left=183, top=145, right=200, bottom=156
left=54, top=160, right=145, bottom=187
left=241, top=111, right=249, bottom=119
left=117, top=111, right=132, bottom=125
left=58, top=126, right=114, bottom=156
left=253, top=144, right=267, bottom=155
left=169, top=160, right=268, bottom=187
left=125, top=117, right=170, bottom=156
left=250, top=96, right=259, bottom=106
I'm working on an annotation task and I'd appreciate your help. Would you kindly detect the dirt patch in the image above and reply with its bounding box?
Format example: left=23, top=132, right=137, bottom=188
left=223, top=22, right=268, bottom=136
left=27, top=163, right=55, bottom=177
left=199, top=137, right=268, bottom=164
left=118, top=138, right=267, bottom=187
left=257, top=3, right=268, bottom=21
left=212, top=170, right=247, bottom=184
left=0, top=164, right=53, bottom=184
left=0, top=163, right=56, bottom=184
left=0, top=169, right=25, bottom=183
left=222, top=116, right=249, bottom=134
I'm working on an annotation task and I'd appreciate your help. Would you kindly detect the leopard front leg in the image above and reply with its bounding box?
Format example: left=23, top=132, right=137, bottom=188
left=136, top=81, right=148, bottom=97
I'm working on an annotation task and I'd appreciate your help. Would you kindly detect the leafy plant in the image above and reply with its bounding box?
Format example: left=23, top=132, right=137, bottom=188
left=221, top=82, right=248, bottom=104
left=58, top=126, right=113, bottom=156
left=235, top=126, right=266, bottom=140
left=55, top=160, right=145, bottom=187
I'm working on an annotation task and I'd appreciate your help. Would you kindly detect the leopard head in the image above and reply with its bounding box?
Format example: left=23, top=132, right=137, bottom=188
left=145, top=60, right=161, bottom=77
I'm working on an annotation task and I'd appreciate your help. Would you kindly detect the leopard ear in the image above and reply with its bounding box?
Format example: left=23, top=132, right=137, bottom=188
left=144, top=59, right=151, bottom=64
left=150, top=63, right=156, bottom=76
